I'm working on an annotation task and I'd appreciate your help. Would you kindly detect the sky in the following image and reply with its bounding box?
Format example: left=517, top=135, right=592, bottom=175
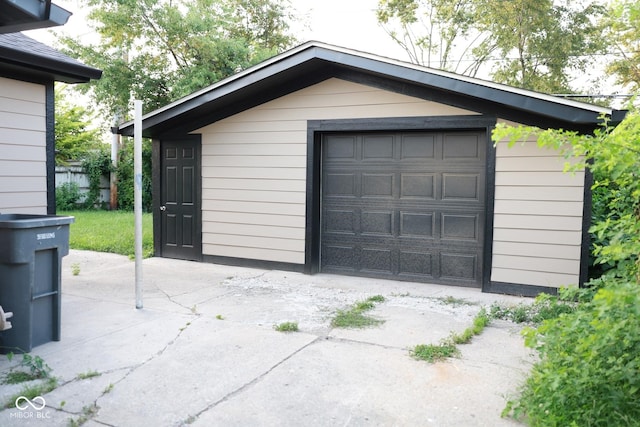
left=27, top=0, right=409, bottom=61
left=25, top=0, right=623, bottom=104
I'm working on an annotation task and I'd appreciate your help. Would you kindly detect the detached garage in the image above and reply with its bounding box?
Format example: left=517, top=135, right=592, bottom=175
left=119, top=41, right=626, bottom=296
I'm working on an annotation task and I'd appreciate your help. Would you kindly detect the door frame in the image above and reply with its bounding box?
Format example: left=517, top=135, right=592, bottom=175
left=304, top=115, right=497, bottom=287
left=152, top=135, right=203, bottom=260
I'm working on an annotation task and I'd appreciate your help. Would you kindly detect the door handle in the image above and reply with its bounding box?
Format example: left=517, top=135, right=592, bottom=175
left=160, top=206, right=166, bottom=211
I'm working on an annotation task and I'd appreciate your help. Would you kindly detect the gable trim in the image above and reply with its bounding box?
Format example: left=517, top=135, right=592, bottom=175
left=118, top=42, right=622, bottom=138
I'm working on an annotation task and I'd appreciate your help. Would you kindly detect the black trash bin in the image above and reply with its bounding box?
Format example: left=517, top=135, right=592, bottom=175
left=0, top=214, right=74, bottom=354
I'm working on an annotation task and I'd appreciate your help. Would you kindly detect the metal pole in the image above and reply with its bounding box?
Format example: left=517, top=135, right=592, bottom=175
left=110, top=114, right=119, bottom=210
left=134, top=100, right=143, bottom=309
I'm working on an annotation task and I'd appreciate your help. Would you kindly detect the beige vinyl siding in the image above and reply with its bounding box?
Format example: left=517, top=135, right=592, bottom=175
left=0, top=77, right=47, bottom=214
left=196, top=78, right=478, bottom=264
left=492, top=119, right=584, bottom=288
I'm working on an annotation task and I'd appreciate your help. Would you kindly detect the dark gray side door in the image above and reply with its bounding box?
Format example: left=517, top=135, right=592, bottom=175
left=160, top=137, right=202, bottom=261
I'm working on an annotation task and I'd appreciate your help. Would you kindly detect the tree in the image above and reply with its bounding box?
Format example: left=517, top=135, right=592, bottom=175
left=474, top=0, right=606, bottom=93
left=376, top=0, right=486, bottom=74
left=605, top=0, right=640, bottom=91
left=61, top=0, right=296, bottom=120
left=376, top=0, right=607, bottom=93
left=54, top=85, right=102, bottom=165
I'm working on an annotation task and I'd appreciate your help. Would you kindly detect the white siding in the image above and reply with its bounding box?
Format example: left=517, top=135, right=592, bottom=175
left=196, top=78, right=478, bottom=264
left=492, top=119, right=584, bottom=288
left=0, top=77, right=47, bottom=214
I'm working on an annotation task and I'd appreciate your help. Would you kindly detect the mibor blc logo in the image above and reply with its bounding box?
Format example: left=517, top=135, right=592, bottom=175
left=10, top=396, right=51, bottom=420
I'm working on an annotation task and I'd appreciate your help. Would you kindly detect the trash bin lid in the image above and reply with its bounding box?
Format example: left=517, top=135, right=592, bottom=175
left=0, top=214, right=74, bottom=229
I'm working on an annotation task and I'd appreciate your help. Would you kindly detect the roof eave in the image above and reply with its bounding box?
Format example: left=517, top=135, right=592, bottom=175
left=0, top=46, right=102, bottom=83
left=118, top=42, right=623, bottom=137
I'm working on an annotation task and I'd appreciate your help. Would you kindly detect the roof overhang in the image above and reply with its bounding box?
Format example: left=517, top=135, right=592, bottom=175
left=0, top=33, right=102, bottom=83
left=0, top=0, right=71, bottom=33
left=119, top=41, right=626, bottom=138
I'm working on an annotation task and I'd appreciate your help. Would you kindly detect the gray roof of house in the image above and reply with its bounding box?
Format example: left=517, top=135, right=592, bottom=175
left=119, top=41, right=626, bottom=137
left=0, top=32, right=101, bottom=83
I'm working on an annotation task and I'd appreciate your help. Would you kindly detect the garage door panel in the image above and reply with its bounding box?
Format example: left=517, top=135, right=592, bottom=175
left=323, top=245, right=356, bottom=270
left=324, top=209, right=356, bottom=234
left=362, top=173, right=394, bottom=198
left=399, top=251, right=433, bottom=277
left=361, top=211, right=393, bottom=235
left=441, top=253, right=477, bottom=281
left=400, top=212, right=434, bottom=237
left=443, top=134, right=482, bottom=160
left=325, top=135, right=357, bottom=159
left=363, top=135, right=394, bottom=159
left=401, top=174, right=436, bottom=199
left=361, top=247, right=393, bottom=272
left=400, top=134, right=436, bottom=160
left=321, top=131, right=485, bottom=286
left=442, top=174, right=481, bottom=200
left=441, top=213, right=480, bottom=241
left=325, top=173, right=357, bottom=197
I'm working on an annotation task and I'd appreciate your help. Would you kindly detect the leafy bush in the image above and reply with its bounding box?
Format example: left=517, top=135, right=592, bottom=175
left=56, top=182, right=83, bottom=210
left=81, top=149, right=111, bottom=209
left=504, top=281, right=640, bottom=426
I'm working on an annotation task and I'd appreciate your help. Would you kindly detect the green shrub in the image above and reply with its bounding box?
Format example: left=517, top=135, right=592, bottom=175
left=504, top=281, right=640, bottom=426
left=56, top=182, right=83, bottom=210
left=81, top=149, right=111, bottom=209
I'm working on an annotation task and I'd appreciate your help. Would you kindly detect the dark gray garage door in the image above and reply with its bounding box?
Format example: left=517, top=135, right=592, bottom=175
left=321, top=131, right=486, bottom=286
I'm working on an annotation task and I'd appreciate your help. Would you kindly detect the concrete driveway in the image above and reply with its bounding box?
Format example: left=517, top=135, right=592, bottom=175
left=0, top=250, right=533, bottom=426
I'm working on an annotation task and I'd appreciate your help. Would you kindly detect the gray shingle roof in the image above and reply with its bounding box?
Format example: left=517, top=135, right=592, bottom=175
left=0, top=32, right=101, bottom=83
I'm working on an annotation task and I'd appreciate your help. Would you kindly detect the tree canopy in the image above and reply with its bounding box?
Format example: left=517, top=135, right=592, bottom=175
left=62, top=0, right=296, bottom=120
left=376, top=0, right=607, bottom=93
left=54, top=85, right=102, bottom=165
left=605, top=0, right=640, bottom=92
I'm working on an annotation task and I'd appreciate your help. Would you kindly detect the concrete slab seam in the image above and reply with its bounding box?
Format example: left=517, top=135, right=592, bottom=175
left=182, top=335, right=322, bottom=425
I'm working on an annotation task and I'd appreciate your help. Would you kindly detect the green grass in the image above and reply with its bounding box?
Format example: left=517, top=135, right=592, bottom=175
left=331, top=295, right=386, bottom=329
left=411, top=343, right=460, bottom=362
left=274, top=322, right=299, bottom=332
left=60, top=210, right=153, bottom=258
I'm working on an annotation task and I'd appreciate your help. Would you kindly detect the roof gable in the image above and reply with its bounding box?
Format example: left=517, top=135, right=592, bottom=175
left=119, top=41, right=625, bottom=137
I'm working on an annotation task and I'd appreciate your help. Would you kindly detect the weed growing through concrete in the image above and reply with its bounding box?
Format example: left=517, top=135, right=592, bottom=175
left=331, top=295, right=386, bottom=329
left=412, top=343, right=460, bottom=362
left=489, top=292, right=579, bottom=325
left=216, top=314, right=224, bottom=320
left=450, top=308, right=491, bottom=345
left=68, top=403, right=99, bottom=427
left=436, top=295, right=475, bottom=307
left=4, top=377, right=58, bottom=408
left=3, top=353, right=52, bottom=384
left=411, top=308, right=491, bottom=363
left=77, top=370, right=101, bottom=380
left=103, top=384, right=114, bottom=394
left=274, top=322, right=299, bottom=332
left=71, top=263, right=80, bottom=276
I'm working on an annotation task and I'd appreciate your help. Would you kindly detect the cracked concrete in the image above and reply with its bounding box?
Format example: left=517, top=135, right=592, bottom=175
left=0, top=250, right=534, bottom=426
